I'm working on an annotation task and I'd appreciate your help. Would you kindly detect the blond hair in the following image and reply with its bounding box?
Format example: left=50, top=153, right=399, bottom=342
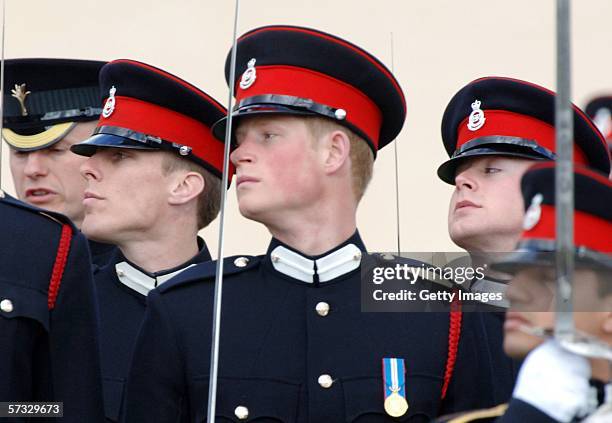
left=304, top=117, right=374, bottom=202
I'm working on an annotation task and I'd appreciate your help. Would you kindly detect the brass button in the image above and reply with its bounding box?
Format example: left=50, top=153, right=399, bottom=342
left=315, top=302, right=330, bottom=317
left=0, top=299, right=14, bottom=313
left=234, top=257, right=249, bottom=268
left=318, top=374, right=333, bottom=388
left=234, top=405, right=249, bottom=420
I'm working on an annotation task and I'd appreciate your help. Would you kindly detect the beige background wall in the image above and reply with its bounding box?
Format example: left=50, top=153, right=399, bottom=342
left=1, top=0, right=610, bottom=257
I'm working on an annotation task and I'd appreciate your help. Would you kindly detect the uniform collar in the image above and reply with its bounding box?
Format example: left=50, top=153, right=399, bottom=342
left=115, top=237, right=211, bottom=296
left=265, top=231, right=366, bottom=284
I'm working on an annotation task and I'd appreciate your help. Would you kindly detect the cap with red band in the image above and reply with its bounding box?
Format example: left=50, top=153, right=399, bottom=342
left=493, top=163, right=611, bottom=273
left=437, top=77, right=611, bottom=184
left=211, top=25, right=406, bottom=155
left=71, top=59, right=229, bottom=179
left=585, top=95, right=612, bottom=153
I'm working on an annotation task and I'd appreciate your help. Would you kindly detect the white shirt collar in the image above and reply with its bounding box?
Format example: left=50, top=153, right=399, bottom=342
left=270, top=243, right=362, bottom=284
left=115, top=261, right=196, bottom=296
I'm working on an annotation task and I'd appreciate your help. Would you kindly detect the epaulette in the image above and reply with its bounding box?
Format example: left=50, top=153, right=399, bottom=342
left=435, top=403, right=508, bottom=422
left=1, top=192, right=77, bottom=311
left=158, top=255, right=261, bottom=294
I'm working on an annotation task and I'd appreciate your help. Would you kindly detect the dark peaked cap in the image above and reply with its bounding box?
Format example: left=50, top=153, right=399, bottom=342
left=438, top=77, right=611, bottom=184
left=213, top=25, right=406, bottom=155
left=71, top=59, right=228, bottom=178
left=2, top=58, right=105, bottom=151
left=493, top=162, right=611, bottom=273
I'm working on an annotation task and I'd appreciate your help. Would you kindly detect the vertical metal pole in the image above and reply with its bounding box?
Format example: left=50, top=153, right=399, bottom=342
left=0, top=0, right=6, bottom=192
left=207, top=0, right=240, bottom=420
left=554, top=0, right=575, bottom=339
left=390, top=32, right=401, bottom=256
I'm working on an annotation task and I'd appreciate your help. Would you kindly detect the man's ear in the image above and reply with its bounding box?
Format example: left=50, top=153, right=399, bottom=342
left=322, top=130, right=351, bottom=174
left=168, top=171, right=205, bottom=205
left=601, top=304, right=612, bottom=335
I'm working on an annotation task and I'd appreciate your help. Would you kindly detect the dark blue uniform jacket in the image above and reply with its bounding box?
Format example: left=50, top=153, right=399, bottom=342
left=124, top=232, right=514, bottom=422
left=0, top=194, right=104, bottom=422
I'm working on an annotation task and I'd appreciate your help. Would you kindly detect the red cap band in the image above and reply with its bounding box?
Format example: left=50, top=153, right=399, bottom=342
left=457, top=110, right=589, bottom=165
left=100, top=96, right=226, bottom=173
left=523, top=204, right=612, bottom=253
left=235, top=65, right=383, bottom=148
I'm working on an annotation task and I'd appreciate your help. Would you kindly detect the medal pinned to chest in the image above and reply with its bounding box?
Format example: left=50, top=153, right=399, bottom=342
left=382, top=358, right=409, bottom=417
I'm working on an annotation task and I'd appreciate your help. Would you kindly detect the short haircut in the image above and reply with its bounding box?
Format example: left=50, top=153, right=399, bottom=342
left=303, top=116, right=374, bottom=202
left=161, top=153, right=221, bottom=229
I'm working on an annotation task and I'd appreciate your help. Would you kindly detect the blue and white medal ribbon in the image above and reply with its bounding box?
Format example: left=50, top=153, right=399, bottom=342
left=382, top=357, right=409, bottom=417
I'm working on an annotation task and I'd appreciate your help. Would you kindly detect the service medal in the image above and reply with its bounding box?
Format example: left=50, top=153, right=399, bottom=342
left=382, top=358, right=409, bottom=417
left=384, top=390, right=409, bottom=417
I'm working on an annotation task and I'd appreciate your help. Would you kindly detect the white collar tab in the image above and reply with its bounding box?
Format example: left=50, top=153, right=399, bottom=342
left=270, top=243, right=362, bottom=284
left=115, top=261, right=196, bottom=296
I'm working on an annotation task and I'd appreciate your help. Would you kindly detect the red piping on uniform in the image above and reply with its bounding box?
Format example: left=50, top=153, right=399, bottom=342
left=48, top=224, right=73, bottom=310
left=441, top=290, right=462, bottom=399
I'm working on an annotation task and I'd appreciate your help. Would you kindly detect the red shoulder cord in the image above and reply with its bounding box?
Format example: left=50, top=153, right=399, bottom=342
left=47, top=224, right=73, bottom=310
left=441, top=288, right=462, bottom=399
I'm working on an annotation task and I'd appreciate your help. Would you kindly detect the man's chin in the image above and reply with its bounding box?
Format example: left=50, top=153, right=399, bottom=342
left=503, top=331, right=543, bottom=359
left=81, top=220, right=113, bottom=243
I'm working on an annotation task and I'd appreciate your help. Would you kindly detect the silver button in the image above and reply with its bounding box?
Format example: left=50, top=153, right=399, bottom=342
left=315, top=302, right=330, bottom=317
left=271, top=254, right=280, bottom=263
left=334, top=108, right=347, bottom=120
left=234, top=257, right=249, bottom=268
left=353, top=251, right=362, bottom=261
left=179, top=145, right=192, bottom=156
left=234, top=405, right=249, bottom=420
left=116, top=269, right=125, bottom=277
left=318, top=374, right=333, bottom=388
left=0, top=299, right=14, bottom=313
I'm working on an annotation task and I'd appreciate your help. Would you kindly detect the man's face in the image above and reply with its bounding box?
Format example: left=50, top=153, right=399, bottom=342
left=448, top=156, right=534, bottom=252
left=230, top=115, right=325, bottom=225
left=79, top=148, right=174, bottom=244
left=503, top=266, right=555, bottom=358
left=9, top=121, right=97, bottom=227
left=504, top=265, right=610, bottom=358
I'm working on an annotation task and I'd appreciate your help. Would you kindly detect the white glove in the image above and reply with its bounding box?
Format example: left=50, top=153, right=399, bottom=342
left=513, top=339, right=592, bottom=423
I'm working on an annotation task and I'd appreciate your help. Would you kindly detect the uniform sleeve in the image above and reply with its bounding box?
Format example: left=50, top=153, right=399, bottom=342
left=122, top=289, right=189, bottom=423
left=50, top=230, right=106, bottom=423
left=497, top=399, right=560, bottom=423
left=439, top=311, right=514, bottom=414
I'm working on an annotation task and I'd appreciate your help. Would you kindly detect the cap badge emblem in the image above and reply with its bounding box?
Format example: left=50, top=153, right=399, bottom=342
left=239, top=58, right=257, bottom=90
left=467, top=99, right=486, bottom=131
left=102, top=86, right=117, bottom=118
left=593, top=107, right=612, bottom=139
left=523, top=193, right=543, bottom=230
left=11, top=83, right=31, bottom=116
